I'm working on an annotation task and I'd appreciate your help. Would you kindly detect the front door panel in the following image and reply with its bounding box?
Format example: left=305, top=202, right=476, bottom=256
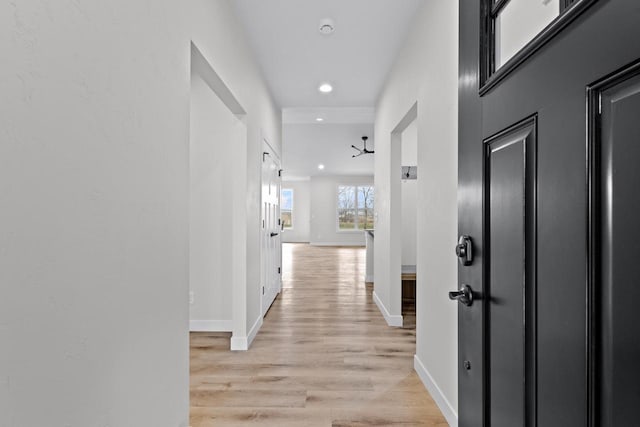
left=485, top=119, right=536, bottom=427
left=595, top=69, right=640, bottom=426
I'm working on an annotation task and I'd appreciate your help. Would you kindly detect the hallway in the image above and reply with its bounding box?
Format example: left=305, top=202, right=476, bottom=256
left=190, top=244, right=447, bottom=426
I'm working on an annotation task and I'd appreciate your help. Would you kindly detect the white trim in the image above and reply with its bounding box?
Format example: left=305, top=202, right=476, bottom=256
left=372, top=291, right=403, bottom=327
left=310, top=242, right=365, bottom=247
left=365, top=274, right=374, bottom=283
left=283, top=107, right=375, bottom=124
left=230, top=315, right=263, bottom=351
left=247, top=315, right=263, bottom=347
left=281, top=176, right=310, bottom=182
left=230, top=335, right=247, bottom=351
left=414, top=354, right=458, bottom=427
left=189, top=320, right=233, bottom=332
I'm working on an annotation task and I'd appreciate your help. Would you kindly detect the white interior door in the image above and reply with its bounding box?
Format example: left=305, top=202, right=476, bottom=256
left=261, top=142, right=282, bottom=315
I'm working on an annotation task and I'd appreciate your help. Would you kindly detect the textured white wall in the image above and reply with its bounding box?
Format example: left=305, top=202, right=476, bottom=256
left=401, top=181, right=417, bottom=266
left=0, top=0, right=281, bottom=424
left=310, top=175, right=373, bottom=246
left=374, top=0, right=459, bottom=423
left=0, top=1, right=190, bottom=425
left=281, top=180, right=311, bottom=243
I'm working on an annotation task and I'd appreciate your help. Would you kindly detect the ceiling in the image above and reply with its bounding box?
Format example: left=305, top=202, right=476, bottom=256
left=232, top=0, right=423, bottom=108
left=282, top=123, right=374, bottom=180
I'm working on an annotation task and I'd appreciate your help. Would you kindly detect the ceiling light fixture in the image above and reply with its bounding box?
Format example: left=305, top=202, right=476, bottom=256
left=318, top=83, right=333, bottom=93
left=319, top=19, right=335, bottom=35
left=318, top=164, right=325, bottom=170
left=316, top=117, right=324, bottom=122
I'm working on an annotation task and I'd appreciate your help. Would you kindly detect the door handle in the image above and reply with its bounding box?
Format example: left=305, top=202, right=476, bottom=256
left=270, top=232, right=279, bottom=237
left=449, top=284, right=473, bottom=306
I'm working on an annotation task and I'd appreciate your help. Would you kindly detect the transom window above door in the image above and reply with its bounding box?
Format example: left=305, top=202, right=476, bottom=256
left=481, top=0, right=597, bottom=94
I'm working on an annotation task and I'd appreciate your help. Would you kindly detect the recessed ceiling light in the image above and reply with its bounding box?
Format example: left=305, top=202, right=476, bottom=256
left=318, top=164, right=325, bottom=170
left=316, top=117, right=324, bottom=122
left=318, top=83, right=333, bottom=93
left=319, top=19, right=335, bottom=35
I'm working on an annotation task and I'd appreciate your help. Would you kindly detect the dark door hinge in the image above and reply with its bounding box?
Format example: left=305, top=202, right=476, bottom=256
left=277, top=267, right=281, bottom=274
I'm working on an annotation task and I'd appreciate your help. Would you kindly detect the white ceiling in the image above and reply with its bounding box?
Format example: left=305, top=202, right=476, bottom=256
left=232, top=0, right=423, bottom=108
left=283, top=107, right=375, bottom=125
left=282, top=123, right=374, bottom=180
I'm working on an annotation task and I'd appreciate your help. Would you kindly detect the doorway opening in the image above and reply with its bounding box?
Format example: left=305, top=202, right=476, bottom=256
left=388, top=102, right=418, bottom=327
left=188, top=42, right=248, bottom=350
left=399, top=119, right=418, bottom=327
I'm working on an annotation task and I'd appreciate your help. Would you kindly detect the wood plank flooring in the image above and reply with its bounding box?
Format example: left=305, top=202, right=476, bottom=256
left=190, top=243, right=447, bottom=426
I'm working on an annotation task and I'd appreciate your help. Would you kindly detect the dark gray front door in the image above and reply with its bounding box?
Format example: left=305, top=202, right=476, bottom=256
left=592, top=69, right=640, bottom=426
left=458, top=0, right=640, bottom=425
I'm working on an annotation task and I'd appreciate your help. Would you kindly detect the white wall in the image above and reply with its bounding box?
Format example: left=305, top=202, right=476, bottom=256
left=281, top=180, right=311, bottom=243
left=0, top=0, right=281, bottom=424
left=189, top=0, right=282, bottom=349
left=373, top=1, right=459, bottom=425
left=401, top=181, right=417, bottom=266
left=401, top=121, right=418, bottom=266
left=310, top=175, right=373, bottom=246
left=0, top=1, right=190, bottom=425
left=189, top=70, right=242, bottom=331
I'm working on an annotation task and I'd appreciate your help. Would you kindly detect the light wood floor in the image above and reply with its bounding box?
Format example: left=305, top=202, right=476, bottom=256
left=190, top=243, right=447, bottom=426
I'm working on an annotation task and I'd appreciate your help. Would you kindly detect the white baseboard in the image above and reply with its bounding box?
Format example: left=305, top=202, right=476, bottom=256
left=372, top=291, right=403, bottom=327
left=365, top=274, right=374, bottom=283
left=230, top=315, right=263, bottom=351
left=310, top=242, right=365, bottom=247
left=229, top=334, right=246, bottom=351
left=414, top=354, right=458, bottom=427
left=189, top=320, right=233, bottom=332
left=247, top=315, right=263, bottom=347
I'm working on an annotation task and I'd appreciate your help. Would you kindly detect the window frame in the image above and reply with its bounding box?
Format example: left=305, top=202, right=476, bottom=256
left=281, top=188, right=294, bottom=230
left=336, top=184, right=375, bottom=233
left=480, top=0, right=598, bottom=95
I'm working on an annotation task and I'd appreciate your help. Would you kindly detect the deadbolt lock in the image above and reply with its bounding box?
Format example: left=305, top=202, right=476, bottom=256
left=456, top=235, right=473, bottom=266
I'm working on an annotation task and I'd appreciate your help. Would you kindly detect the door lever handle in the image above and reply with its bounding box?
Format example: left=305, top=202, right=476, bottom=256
left=270, top=232, right=279, bottom=237
left=448, top=284, right=473, bottom=306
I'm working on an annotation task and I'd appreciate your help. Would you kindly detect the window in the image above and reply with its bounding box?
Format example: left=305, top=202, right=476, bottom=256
left=281, top=189, right=293, bottom=229
left=480, top=0, right=597, bottom=94
left=337, top=185, right=374, bottom=231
